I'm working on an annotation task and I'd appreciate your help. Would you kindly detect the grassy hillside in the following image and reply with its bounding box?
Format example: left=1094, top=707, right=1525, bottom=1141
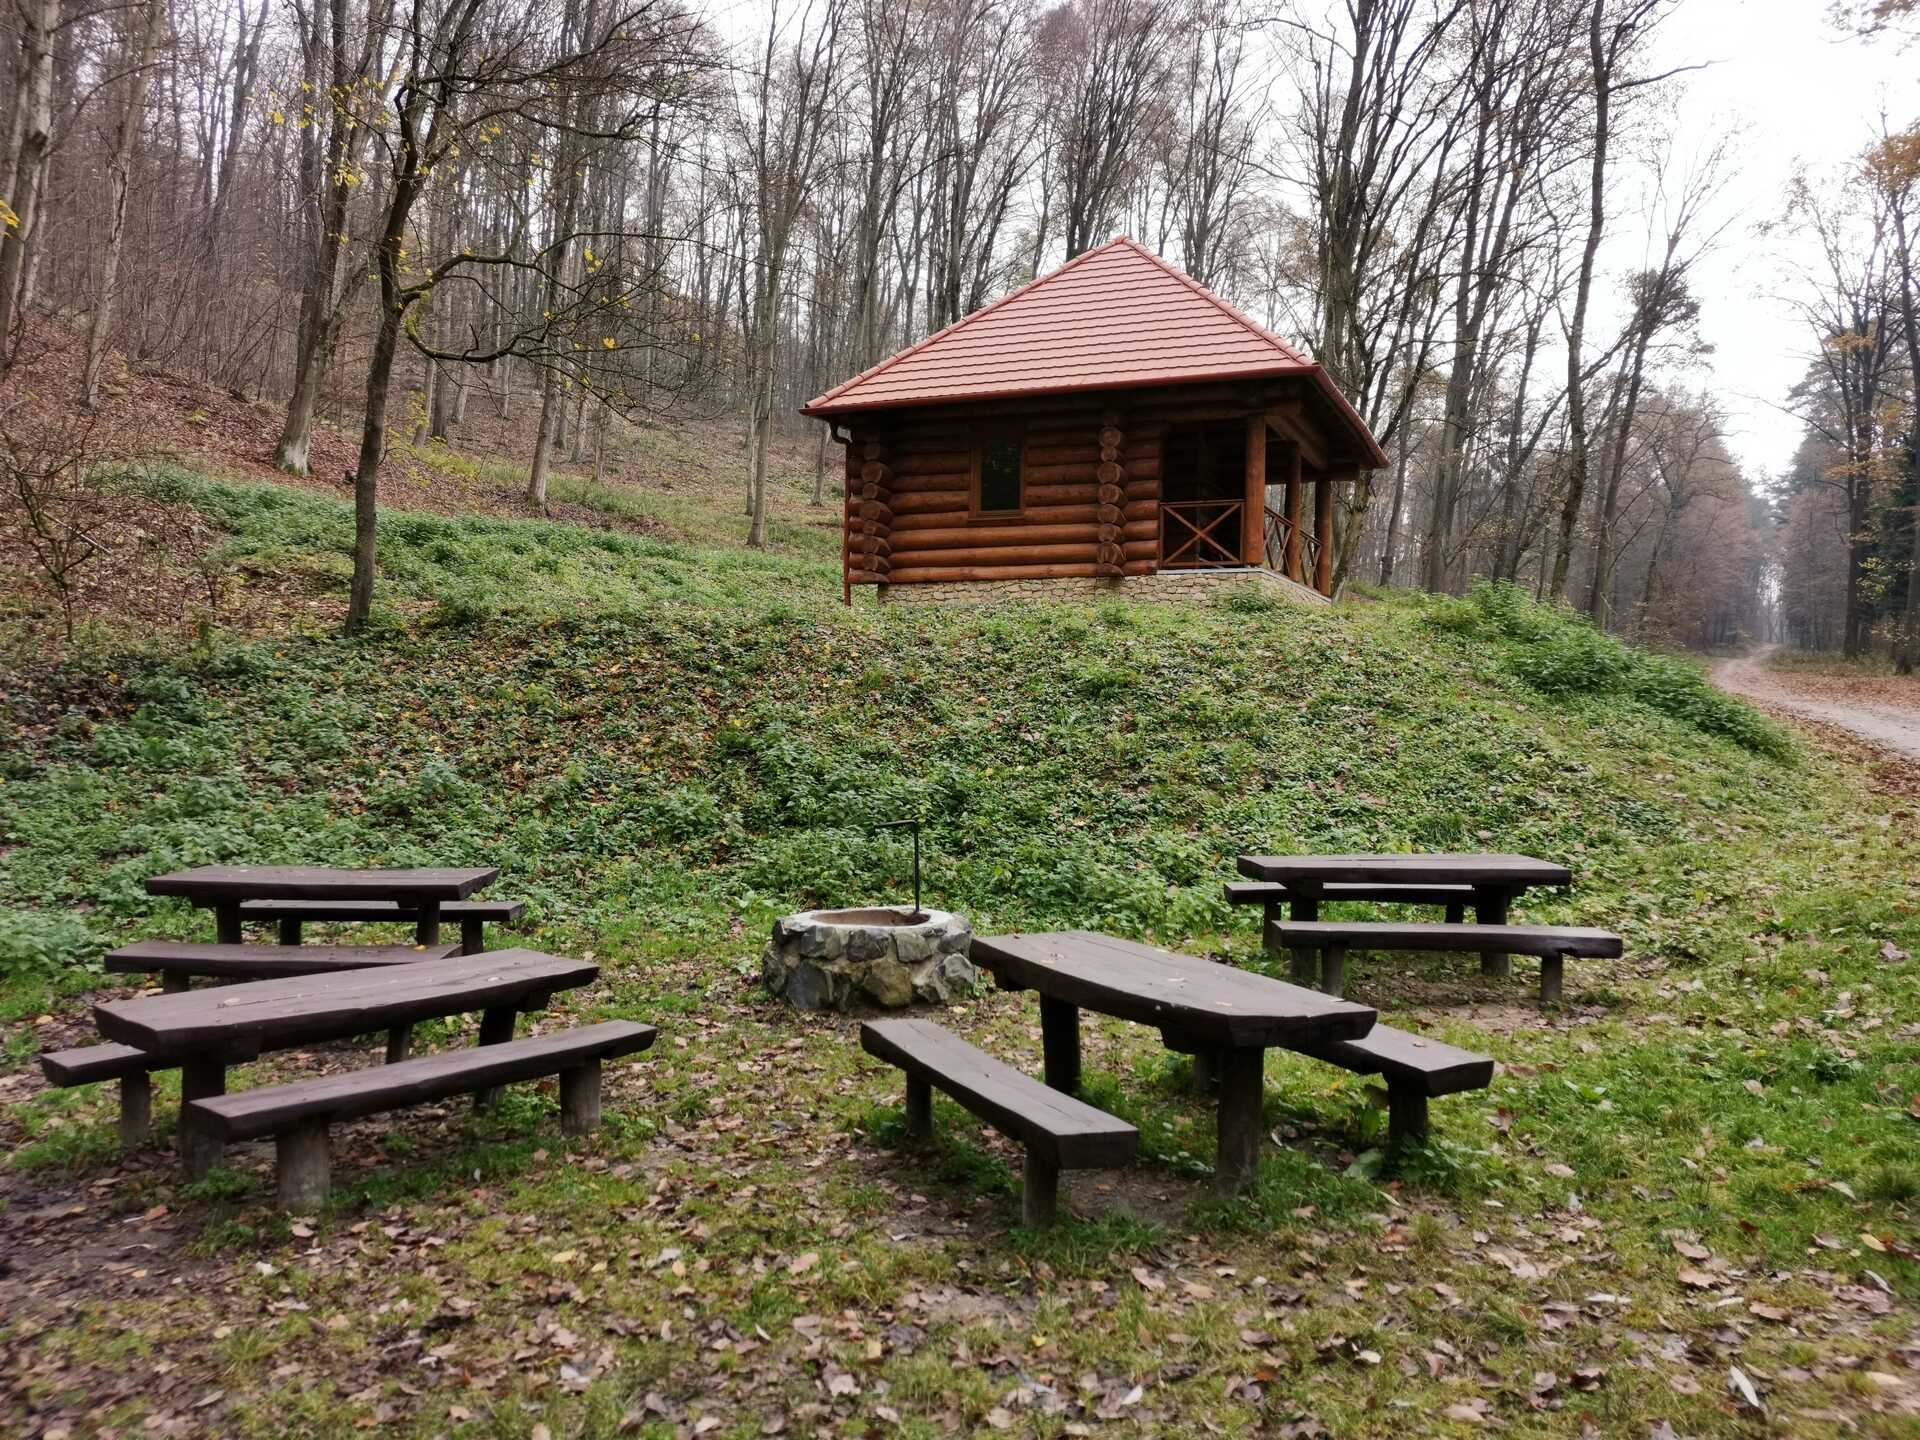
left=3, top=473, right=1917, bottom=1438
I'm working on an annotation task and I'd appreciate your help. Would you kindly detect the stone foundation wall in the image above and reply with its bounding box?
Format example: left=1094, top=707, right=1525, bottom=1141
left=871, top=567, right=1331, bottom=609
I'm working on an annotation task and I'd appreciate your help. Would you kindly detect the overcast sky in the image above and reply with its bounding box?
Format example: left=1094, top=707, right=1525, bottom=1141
left=1658, top=0, right=1916, bottom=483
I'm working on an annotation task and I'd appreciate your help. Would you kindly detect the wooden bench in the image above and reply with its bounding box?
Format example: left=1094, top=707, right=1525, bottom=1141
left=183, top=1020, right=656, bottom=1209
left=39, top=1043, right=168, bottom=1145
left=1270, top=921, right=1624, bottom=1004
left=236, top=899, right=527, bottom=954
left=861, top=1018, right=1138, bottom=1226
left=1225, top=880, right=1475, bottom=923
left=1294, top=1025, right=1494, bottom=1145
left=107, top=941, right=460, bottom=990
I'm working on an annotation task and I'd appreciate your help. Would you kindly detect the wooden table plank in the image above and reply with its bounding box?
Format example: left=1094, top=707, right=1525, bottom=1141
left=145, top=865, right=500, bottom=945
left=93, top=949, right=594, bottom=1060
left=145, top=865, right=499, bottom=901
left=971, top=931, right=1375, bottom=1050
left=970, top=931, right=1376, bottom=1198
left=1234, top=853, right=1571, bottom=888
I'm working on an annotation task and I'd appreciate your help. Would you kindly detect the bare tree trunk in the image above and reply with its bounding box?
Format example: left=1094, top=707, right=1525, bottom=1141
left=84, top=0, right=167, bottom=408
left=0, top=0, right=59, bottom=363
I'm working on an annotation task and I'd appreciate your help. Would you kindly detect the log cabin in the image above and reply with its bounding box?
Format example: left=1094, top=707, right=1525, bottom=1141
left=801, top=237, right=1387, bottom=606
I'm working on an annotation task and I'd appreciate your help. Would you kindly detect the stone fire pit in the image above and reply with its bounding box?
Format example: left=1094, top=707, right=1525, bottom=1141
left=762, top=906, right=976, bottom=1011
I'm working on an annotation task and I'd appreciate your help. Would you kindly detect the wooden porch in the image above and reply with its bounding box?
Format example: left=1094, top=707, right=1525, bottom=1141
left=1155, top=410, right=1346, bottom=597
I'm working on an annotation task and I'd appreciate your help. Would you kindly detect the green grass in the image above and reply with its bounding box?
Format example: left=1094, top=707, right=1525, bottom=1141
left=1, top=469, right=1916, bottom=1437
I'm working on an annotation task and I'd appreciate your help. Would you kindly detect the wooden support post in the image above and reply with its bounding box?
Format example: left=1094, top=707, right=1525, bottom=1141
left=474, top=1005, right=515, bottom=1107
left=1475, top=887, right=1511, bottom=979
left=460, top=916, right=485, bottom=955
left=214, top=903, right=242, bottom=945
left=1214, top=1047, right=1267, bottom=1196
left=1096, top=411, right=1128, bottom=577
left=560, top=1060, right=602, bottom=1135
left=1039, top=995, right=1081, bottom=1095
left=904, top=1075, right=932, bottom=1139
left=384, top=1025, right=412, bottom=1063
left=1445, top=902, right=1465, bottom=925
left=118, top=1072, right=152, bottom=1147
left=1242, top=415, right=1267, bottom=565
left=414, top=900, right=442, bottom=946
left=1191, top=1051, right=1219, bottom=1094
left=179, top=1058, right=226, bottom=1179
left=1287, top=947, right=1316, bottom=985
left=1540, top=954, right=1564, bottom=1007
left=276, top=1120, right=330, bottom=1212
left=1022, top=1150, right=1060, bottom=1227
left=1320, top=943, right=1348, bottom=999
left=1387, top=1085, right=1429, bottom=1146
left=161, top=972, right=190, bottom=994
left=1314, top=474, right=1334, bottom=594
left=1283, top=445, right=1304, bottom=581
left=278, top=917, right=302, bottom=946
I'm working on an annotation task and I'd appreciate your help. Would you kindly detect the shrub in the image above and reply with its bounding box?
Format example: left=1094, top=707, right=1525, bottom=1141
left=1434, top=581, right=1792, bottom=759
left=0, top=908, right=105, bottom=980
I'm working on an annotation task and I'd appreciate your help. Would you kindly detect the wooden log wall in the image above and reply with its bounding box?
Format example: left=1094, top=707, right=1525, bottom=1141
left=844, top=401, right=1167, bottom=585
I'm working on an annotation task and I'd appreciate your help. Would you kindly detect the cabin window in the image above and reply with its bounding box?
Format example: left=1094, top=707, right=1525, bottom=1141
left=974, top=437, right=1024, bottom=514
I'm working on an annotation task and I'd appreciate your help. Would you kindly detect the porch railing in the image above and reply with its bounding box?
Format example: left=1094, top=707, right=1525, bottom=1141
left=1160, top=499, right=1246, bottom=569
left=1264, top=504, right=1323, bottom=587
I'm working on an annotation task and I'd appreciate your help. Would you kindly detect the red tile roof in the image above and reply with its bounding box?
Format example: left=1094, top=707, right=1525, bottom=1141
left=802, top=237, right=1385, bottom=468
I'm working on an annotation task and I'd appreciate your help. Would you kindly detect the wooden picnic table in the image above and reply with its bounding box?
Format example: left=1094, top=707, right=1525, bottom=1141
left=1235, top=852, right=1572, bottom=977
left=94, top=948, right=593, bottom=1176
left=146, top=865, right=499, bottom=947
left=969, top=931, right=1375, bottom=1196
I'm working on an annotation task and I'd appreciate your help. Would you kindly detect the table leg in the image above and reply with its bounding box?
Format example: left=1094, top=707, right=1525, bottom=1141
left=415, top=900, right=442, bottom=947
left=1214, top=1047, right=1266, bottom=1197
left=161, top=972, right=190, bottom=994
left=1039, top=996, right=1080, bottom=1095
left=214, top=903, right=242, bottom=945
left=1191, top=1051, right=1219, bottom=1094
left=179, top=1059, right=227, bottom=1179
left=1320, top=943, right=1348, bottom=998
left=278, top=917, right=302, bottom=946
left=460, top=916, right=485, bottom=955
left=473, top=1005, right=514, bottom=1108
left=1474, top=886, right=1511, bottom=979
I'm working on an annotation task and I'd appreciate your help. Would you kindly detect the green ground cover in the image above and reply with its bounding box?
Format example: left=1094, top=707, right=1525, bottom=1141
left=1, top=476, right=1915, bottom=1437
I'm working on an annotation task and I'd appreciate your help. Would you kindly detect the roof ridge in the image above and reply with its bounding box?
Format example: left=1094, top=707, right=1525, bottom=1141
left=1113, top=237, right=1310, bottom=365
left=802, top=238, right=1133, bottom=413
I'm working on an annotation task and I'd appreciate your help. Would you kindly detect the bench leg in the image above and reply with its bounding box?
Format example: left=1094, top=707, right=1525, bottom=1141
left=473, top=1005, right=515, bottom=1108
left=384, top=1025, right=413, bottom=1064
left=1022, top=1151, right=1060, bottom=1227
left=1287, top=946, right=1316, bottom=986
left=415, top=901, right=442, bottom=947
left=1475, top=887, right=1511, bottom=979
left=460, top=917, right=485, bottom=956
left=1320, top=944, right=1347, bottom=999
left=118, top=1072, right=153, bottom=1147
left=161, top=972, right=191, bottom=995
left=1540, top=954, right=1564, bottom=1007
left=904, top=1075, right=932, bottom=1140
left=1288, top=894, right=1321, bottom=923
left=560, top=1060, right=602, bottom=1135
left=1039, top=995, right=1080, bottom=1095
left=277, top=1120, right=331, bottom=1212
left=179, top=1059, right=226, bottom=1179
left=1214, top=1047, right=1266, bottom=1197
left=214, top=903, right=242, bottom=945
left=278, top=917, right=302, bottom=946
left=1387, top=1084, right=1429, bottom=1146
left=1445, top=902, right=1465, bottom=925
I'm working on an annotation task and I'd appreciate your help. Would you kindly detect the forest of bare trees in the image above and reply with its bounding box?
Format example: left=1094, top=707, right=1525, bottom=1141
left=0, top=0, right=1913, bottom=651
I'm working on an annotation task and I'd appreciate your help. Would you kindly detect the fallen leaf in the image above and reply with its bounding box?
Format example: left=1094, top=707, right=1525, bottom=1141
left=1677, top=1268, right=1716, bottom=1289
left=789, top=1252, right=819, bottom=1276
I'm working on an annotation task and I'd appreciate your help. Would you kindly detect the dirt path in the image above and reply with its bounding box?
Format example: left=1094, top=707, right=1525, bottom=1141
left=1714, top=645, right=1920, bottom=761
